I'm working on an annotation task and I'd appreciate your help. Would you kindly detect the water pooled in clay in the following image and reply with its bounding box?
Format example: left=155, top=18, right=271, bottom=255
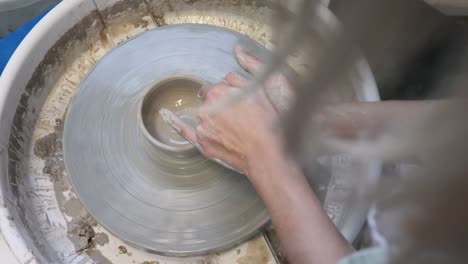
left=142, top=77, right=202, bottom=147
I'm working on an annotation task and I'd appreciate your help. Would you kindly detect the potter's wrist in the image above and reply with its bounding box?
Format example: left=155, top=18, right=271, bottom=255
left=245, top=130, right=279, bottom=155
left=244, top=132, right=286, bottom=176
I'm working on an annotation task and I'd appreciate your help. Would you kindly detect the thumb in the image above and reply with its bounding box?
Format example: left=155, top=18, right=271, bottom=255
left=234, top=44, right=263, bottom=74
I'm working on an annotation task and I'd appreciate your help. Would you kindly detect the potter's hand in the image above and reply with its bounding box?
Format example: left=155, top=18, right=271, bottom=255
left=233, top=45, right=295, bottom=114
left=163, top=72, right=279, bottom=176
left=161, top=45, right=293, bottom=175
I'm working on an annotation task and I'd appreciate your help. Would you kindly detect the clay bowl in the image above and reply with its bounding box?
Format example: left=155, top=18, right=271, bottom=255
left=138, top=75, right=203, bottom=157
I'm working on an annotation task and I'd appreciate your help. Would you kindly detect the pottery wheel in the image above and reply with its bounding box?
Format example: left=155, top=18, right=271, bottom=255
left=63, top=24, right=271, bottom=256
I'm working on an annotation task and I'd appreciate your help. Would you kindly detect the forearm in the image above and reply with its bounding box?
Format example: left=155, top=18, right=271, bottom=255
left=321, top=100, right=438, bottom=139
left=246, top=137, right=351, bottom=264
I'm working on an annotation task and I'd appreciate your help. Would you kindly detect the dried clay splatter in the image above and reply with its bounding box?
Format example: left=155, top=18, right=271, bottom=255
left=237, top=237, right=271, bottom=264
left=118, top=245, right=128, bottom=254
left=118, top=245, right=132, bottom=256
left=33, top=129, right=64, bottom=182
left=94, top=232, right=110, bottom=246
left=34, top=119, right=99, bottom=253
left=67, top=217, right=97, bottom=252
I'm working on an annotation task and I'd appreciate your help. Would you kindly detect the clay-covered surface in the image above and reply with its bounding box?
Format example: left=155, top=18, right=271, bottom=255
left=63, top=24, right=272, bottom=256
left=3, top=0, right=279, bottom=263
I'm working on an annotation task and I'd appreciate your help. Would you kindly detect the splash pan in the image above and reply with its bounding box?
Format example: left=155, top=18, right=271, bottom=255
left=64, top=24, right=270, bottom=256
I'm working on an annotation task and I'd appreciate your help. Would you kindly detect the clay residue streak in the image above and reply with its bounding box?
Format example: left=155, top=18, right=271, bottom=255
left=237, top=236, right=271, bottom=264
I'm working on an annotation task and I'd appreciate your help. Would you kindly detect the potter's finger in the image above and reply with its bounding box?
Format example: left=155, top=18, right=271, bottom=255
left=224, top=72, right=248, bottom=87
left=196, top=126, right=231, bottom=156
left=212, top=158, right=244, bottom=174
left=159, top=108, right=198, bottom=144
left=205, top=147, right=246, bottom=174
left=207, top=144, right=246, bottom=174
left=198, top=80, right=235, bottom=99
left=195, top=125, right=214, bottom=144
left=203, top=83, right=234, bottom=102
left=195, top=130, right=245, bottom=174
left=198, top=84, right=213, bottom=99
left=234, top=44, right=263, bottom=74
left=199, top=83, right=229, bottom=99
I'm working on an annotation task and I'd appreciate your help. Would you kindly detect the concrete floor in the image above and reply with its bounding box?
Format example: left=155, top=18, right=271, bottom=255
left=0, top=0, right=60, bottom=38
